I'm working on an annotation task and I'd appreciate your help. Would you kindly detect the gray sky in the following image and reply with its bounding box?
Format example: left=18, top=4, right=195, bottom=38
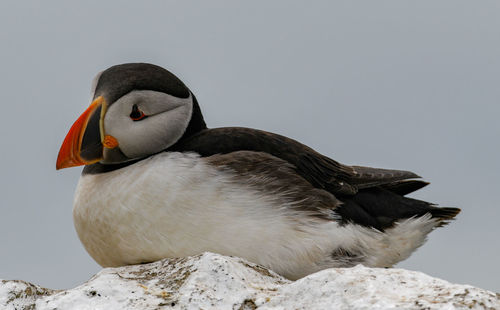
left=1, top=1, right=499, bottom=292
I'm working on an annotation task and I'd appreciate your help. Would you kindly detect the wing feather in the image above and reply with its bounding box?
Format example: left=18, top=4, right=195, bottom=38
left=171, top=127, right=423, bottom=196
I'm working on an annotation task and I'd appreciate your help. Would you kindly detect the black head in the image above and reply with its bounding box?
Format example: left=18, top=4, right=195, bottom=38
left=57, top=63, right=207, bottom=169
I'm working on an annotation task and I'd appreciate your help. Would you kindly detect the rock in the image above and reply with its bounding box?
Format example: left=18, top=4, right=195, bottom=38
left=0, top=252, right=498, bottom=309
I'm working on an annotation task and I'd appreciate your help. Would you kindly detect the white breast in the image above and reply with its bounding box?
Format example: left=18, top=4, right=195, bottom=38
left=74, top=152, right=337, bottom=278
left=73, top=152, right=438, bottom=279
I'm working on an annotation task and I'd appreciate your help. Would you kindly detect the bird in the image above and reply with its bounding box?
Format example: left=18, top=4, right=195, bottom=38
left=56, top=63, right=460, bottom=280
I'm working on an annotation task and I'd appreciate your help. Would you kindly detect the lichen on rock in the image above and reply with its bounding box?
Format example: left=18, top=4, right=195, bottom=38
left=0, top=253, right=498, bottom=309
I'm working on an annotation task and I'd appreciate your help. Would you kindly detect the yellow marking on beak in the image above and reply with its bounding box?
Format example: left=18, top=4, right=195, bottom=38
left=99, top=98, right=108, bottom=142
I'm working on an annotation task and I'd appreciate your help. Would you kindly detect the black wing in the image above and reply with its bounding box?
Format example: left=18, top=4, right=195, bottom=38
left=172, top=127, right=460, bottom=230
left=193, top=138, right=461, bottom=231
left=171, top=127, right=423, bottom=196
left=205, top=150, right=342, bottom=220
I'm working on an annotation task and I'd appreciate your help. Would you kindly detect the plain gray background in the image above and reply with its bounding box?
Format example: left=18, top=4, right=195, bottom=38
left=1, top=1, right=499, bottom=291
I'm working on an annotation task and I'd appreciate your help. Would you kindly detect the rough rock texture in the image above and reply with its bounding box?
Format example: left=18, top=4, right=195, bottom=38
left=1, top=253, right=498, bottom=309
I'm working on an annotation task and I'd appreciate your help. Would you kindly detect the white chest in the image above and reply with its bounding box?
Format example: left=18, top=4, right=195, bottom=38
left=72, top=152, right=436, bottom=279
left=73, top=152, right=335, bottom=278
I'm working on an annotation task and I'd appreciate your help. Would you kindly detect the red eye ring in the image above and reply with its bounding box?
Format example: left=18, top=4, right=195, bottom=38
left=130, top=104, right=148, bottom=121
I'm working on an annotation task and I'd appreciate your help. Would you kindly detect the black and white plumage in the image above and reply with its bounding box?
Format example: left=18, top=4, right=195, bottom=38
left=57, top=63, right=460, bottom=280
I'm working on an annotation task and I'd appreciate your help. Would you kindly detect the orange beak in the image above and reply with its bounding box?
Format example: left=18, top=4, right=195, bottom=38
left=56, top=96, right=106, bottom=170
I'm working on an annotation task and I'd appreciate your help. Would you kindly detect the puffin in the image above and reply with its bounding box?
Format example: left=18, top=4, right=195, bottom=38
left=56, top=63, right=460, bottom=280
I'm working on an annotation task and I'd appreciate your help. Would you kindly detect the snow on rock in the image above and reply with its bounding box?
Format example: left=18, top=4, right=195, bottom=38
left=1, top=252, right=498, bottom=309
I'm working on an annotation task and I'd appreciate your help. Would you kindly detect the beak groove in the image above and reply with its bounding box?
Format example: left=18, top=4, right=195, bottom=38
left=56, top=96, right=105, bottom=170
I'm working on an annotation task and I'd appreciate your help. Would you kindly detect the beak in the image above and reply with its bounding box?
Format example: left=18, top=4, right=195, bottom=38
left=56, top=96, right=106, bottom=170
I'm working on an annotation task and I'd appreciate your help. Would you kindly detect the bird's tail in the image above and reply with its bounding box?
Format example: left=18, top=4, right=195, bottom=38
left=427, top=206, right=461, bottom=227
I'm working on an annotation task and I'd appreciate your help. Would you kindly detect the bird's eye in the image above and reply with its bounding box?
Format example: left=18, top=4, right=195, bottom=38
left=130, top=104, right=148, bottom=121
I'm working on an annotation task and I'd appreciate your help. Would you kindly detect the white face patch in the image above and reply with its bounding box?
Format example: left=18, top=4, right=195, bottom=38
left=103, top=90, right=193, bottom=159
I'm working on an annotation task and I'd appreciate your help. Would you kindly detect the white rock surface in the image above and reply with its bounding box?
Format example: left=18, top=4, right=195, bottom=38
left=1, top=252, right=498, bottom=309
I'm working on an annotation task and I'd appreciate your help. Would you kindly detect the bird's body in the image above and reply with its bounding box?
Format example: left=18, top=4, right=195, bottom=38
left=58, top=63, right=460, bottom=279
left=74, top=151, right=439, bottom=279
